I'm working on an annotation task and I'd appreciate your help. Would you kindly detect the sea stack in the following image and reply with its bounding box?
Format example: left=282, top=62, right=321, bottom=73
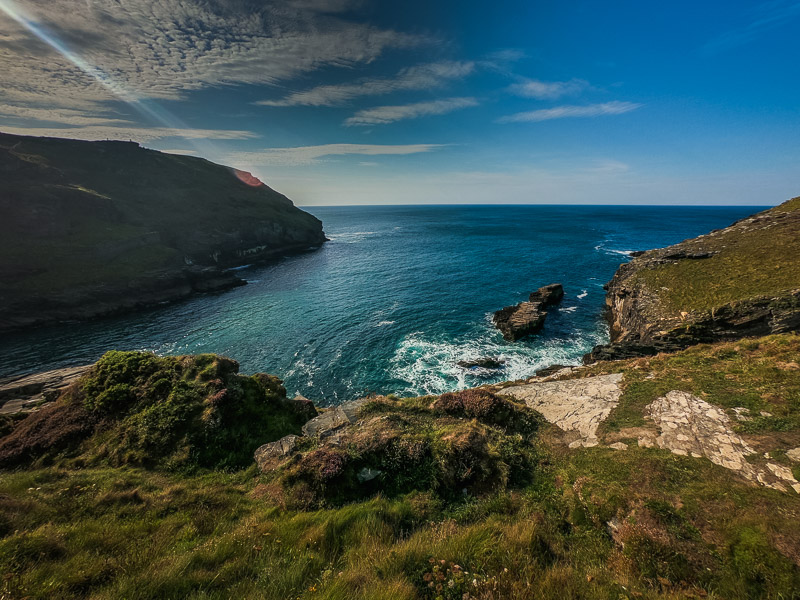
left=493, top=283, right=564, bottom=341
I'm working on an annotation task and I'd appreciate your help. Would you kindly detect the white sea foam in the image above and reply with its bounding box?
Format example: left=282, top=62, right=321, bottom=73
left=577, top=289, right=588, bottom=299
left=561, top=306, right=578, bottom=313
left=376, top=320, right=396, bottom=327
left=389, top=323, right=606, bottom=396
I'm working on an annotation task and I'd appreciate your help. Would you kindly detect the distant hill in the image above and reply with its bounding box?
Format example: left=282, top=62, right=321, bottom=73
left=0, top=132, right=326, bottom=331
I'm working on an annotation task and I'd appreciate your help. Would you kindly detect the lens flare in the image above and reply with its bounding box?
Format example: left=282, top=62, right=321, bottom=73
left=0, top=0, right=218, bottom=157
left=232, top=169, right=264, bottom=187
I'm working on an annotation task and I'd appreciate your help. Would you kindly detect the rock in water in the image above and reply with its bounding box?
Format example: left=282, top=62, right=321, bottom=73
left=457, top=357, right=506, bottom=369
left=529, top=283, right=564, bottom=306
left=493, top=283, right=563, bottom=341
left=493, top=301, right=547, bottom=341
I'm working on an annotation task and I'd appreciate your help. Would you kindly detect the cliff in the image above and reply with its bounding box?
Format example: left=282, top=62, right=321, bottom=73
left=586, top=196, right=800, bottom=362
left=0, top=132, right=326, bottom=331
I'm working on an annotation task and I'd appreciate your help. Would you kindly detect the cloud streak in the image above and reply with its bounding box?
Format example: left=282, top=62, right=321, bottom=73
left=345, top=97, right=478, bottom=126
left=498, top=101, right=642, bottom=123
left=508, top=78, right=590, bottom=100
left=0, top=124, right=259, bottom=142
left=0, top=0, right=431, bottom=109
left=257, top=61, right=475, bottom=107
left=226, top=143, right=445, bottom=166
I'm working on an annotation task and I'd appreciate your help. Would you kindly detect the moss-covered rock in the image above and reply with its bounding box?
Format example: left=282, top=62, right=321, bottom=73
left=0, top=351, right=310, bottom=470
left=266, top=391, right=543, bottom=508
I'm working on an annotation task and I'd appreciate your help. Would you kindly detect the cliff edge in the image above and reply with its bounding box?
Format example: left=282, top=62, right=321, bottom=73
left=586, top=196, right=800, bottom=361
left=0, top=132, right=326, bottom=331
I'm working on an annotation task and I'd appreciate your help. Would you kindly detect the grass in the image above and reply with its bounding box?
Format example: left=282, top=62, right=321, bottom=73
left=1, top=442, right=799, bottom=599
left=633, top=198, right=800, bottom=315
left=2, top=338, right=800, bottom=598
left=572, top=335, right=800, bottom=441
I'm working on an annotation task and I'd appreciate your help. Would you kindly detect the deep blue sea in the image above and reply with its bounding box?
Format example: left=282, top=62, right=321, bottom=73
left=0, top=205, right=760, bottom=405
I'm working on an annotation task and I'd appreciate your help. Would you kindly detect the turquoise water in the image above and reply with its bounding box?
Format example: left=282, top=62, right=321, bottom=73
left=0, top=205, right=760, bottom=405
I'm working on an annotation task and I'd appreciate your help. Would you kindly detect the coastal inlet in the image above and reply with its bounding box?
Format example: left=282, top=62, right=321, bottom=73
left=0, top=205, right=759, bottom=404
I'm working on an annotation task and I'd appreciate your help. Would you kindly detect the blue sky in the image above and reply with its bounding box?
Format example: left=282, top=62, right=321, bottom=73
left=0, top=0, right=798, bottom=205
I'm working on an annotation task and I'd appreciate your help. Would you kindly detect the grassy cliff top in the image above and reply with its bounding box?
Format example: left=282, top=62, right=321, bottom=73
left=634, top=196, right=800, bottom=314
left=0, top=132, right=324, bottom=305
left=2, top=337, right=800, bottom=598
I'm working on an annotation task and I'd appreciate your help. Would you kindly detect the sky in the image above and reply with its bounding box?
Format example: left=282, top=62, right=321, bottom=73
left=0, top=0, right=798, bottom=206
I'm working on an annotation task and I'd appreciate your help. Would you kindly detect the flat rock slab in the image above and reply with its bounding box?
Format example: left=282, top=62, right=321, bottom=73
left=254, top=434, right=299, bottom=472
left=0, top=364, right=91, bottom=415
left=646, top=390, right=800, bottom=493
left=301, top=398, right=368, bottom=438
left=503, top=373, right=623, bottom=447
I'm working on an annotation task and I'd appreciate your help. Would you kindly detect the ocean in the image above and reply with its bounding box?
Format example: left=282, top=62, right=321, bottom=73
left=0, top=204, right=760, bottom=405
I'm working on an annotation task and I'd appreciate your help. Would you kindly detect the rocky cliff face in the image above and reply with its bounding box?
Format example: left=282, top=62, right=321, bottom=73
left=0, top=132, right=327, bottom=330
left=585, top=197, right=800, bottom=362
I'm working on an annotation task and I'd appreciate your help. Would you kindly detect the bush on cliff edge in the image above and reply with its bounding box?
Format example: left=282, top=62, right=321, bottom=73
left=0, top=351, right=311, bottom=470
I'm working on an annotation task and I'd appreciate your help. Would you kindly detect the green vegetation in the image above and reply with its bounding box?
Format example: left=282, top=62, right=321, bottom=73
left=267, top=389, right=543, bottom=509
left=634, top=198, right=800, bottom=315
left=1, top=339, right=800, bottom=598
left=0, top=132, right=325, bottom=328
left=0, top=351, right=311, bottom=470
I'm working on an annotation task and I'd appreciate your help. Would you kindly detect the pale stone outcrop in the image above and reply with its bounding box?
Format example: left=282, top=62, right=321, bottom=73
left=503, top=373, right=623, bottom=447
left=0, top=364, right=90, bottom=415
left=301, top=398, right=368, bottom=438
left=645, top=391, right=800, bottom=493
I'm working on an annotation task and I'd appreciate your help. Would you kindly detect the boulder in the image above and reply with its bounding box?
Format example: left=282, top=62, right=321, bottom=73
left=529, top=283, right=564, bottom=306
left=289, top=394, right=318, bottom=422
left=254, top=434, right=299, bottom=471
left=457, top=357, right=506, bottom=369
left=301, top=398, right=368, bottom=438
left=493, top=301, right=547, bottom=341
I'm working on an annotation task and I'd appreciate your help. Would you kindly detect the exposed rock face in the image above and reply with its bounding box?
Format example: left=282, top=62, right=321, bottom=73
left=493, top=302, right=547, bottom=341
left=0, top=132, right=327, bottom=331
left=301, top=398, right=368, bottom=438
left=254, top=434, right=299, bottom=471
left=529, top=283, right=564, bottom=305
left=502, top=373, right=623, bottom=448
left=0, top=364, right=90, bottom=415
left=585, top=198, right=800, bottom=362
left=458, top=357, right=506, bottom=369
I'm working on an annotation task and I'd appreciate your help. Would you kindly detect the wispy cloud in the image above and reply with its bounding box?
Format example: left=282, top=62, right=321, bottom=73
left=704, top=0, right=800, bottom=54
left=0, top=125, right=258, bottom=142
left=345, top=97, right=478, bottom=126
left=0, top=0, right=431, bottom=108
left=0, top=103, right=132, bottom=126
left=508, top=78, right=590, bottom=100
left=498, top=101, right=642, bottom=123
left=226, top=143, right=445, bottom=167
left=257, top=61, right=475, bottom=107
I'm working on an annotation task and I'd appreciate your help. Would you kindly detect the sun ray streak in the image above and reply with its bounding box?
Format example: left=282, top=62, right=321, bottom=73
left=0, top=0, right=221, bottom=156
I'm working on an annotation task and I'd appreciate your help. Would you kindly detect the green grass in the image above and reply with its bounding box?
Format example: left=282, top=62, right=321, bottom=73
left=2, top=339, right=800, bottom=598
left=634, top=198, right=800, bottom=315
left=1, top=441, right=799, bottom=599
left=576, top=335, right=800, bottom=438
